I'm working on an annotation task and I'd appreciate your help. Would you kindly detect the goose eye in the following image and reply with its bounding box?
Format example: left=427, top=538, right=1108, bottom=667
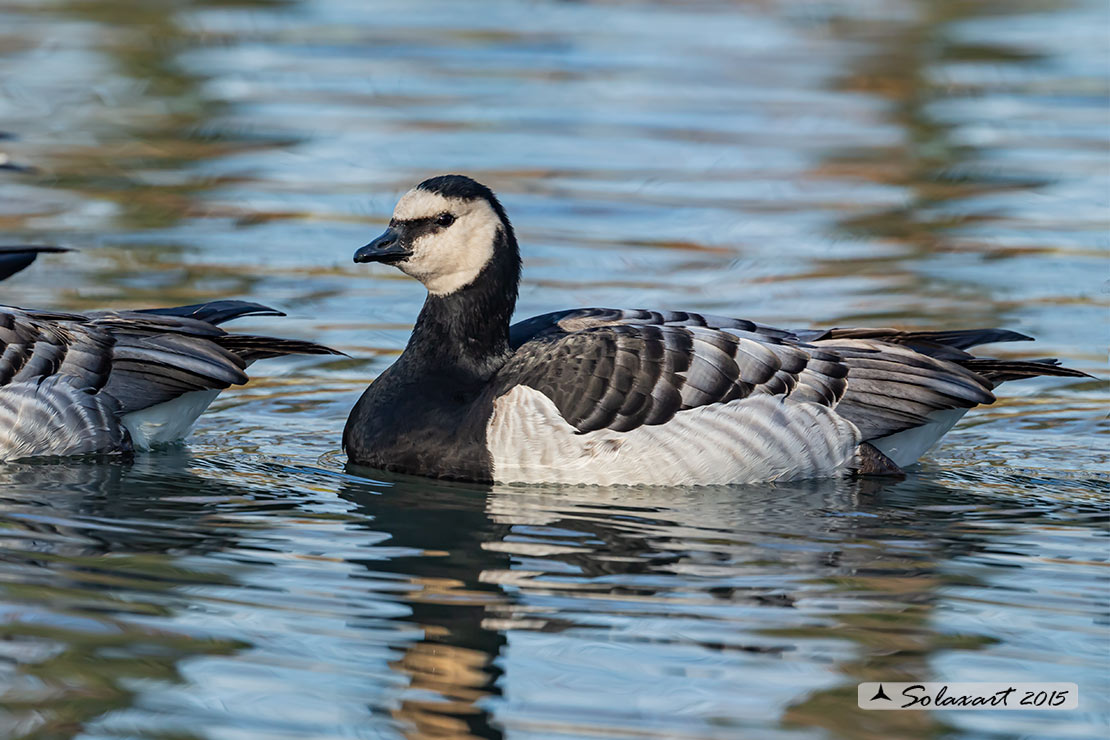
left=435, top=213, right=455, bottom=227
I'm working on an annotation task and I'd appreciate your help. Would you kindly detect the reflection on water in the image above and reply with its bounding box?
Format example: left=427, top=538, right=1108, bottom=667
left=1, top=462, right=1106, bottom=739
left=0, top=0, right=1106, bottom=738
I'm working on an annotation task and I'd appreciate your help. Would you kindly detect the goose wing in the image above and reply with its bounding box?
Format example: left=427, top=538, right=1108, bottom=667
left=1, top=301, right=338, bottom=416
left=0, top=308, right=125, bottom=457
left=1, top=301, right=337, bottom=460
left=498, top=308, right=850, bottom=434
left=503, top=308, right=999, bottom=440
left=1, top=308, right=116, bottom=392
left=0, top=306, right=250, bottom=415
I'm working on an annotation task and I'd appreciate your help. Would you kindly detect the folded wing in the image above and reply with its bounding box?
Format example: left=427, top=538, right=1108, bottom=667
left=502, top=308, right=1073, bottom=446
left=499, top=309, right=849, bottom=435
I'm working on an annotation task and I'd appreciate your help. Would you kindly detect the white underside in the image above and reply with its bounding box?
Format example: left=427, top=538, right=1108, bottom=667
left=869, top=408, right=969, bottom=468
left=486, top=386, right=862, bottom=486
left=121, top=389, right=221, bottom=449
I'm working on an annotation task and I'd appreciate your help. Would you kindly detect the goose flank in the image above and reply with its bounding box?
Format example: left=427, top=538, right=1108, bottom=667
left=344, top=174, right=1090, bottom=485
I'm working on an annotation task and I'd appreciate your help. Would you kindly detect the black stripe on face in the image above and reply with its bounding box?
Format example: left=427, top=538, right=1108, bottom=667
left=390, top=214, right=454, bottom=241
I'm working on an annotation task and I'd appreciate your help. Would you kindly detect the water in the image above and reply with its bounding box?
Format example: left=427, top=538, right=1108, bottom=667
left=0, top=0, right=1106, bottom=738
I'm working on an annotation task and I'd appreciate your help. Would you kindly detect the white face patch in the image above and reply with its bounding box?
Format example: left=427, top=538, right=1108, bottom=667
left=391, top=188, right=501, bottom=295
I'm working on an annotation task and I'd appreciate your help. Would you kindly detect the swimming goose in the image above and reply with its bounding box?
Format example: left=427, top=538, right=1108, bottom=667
left=1, top=254, right=340, bottom=461
left=344, top=174, right=1089, bottom=485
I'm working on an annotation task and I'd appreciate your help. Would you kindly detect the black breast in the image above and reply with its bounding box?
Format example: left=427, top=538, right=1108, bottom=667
left=342, top=361, right=495, bottom=482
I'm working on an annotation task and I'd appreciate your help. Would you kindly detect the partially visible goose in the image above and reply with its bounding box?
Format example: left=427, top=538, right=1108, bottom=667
left=0, top=245, right=70, bottom=282
left=1, top=250, right=340, bottom=461
left=344, top=174, right=1089, bottom=485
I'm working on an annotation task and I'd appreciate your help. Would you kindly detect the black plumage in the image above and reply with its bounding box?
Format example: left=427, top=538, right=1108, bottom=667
left=0, top=246, right=69, bottom=282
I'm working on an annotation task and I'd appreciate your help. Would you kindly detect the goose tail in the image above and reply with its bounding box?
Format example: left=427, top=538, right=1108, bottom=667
left=959, top=358, right=1093, bottom=385
left=214, top=334, right=346, bottom=362
left=133, top=300, right=345, bottom=361
left=813, top=325, right=1090, bottom=385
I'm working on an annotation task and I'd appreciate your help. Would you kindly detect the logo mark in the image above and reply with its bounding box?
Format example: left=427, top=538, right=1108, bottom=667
left=869, top=684, right=892, bottom=702
left=858, top=683, right=1078, bottom=710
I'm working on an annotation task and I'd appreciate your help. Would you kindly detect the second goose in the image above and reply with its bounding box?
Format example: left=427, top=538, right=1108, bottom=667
left=1, top=251, right=340, bottom=461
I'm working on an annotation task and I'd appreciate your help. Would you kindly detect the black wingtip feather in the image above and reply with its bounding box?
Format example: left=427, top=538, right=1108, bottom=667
left=0, top=245, right=72, bottom=282
left=961, top=358, right=1094, bottom=384
left=214, top=334, right=347, bottom=360
left=822, top=326, right=1035, bottom=351
left=137, top=300, right=287, bottom=326
left=0, top=245, right=72, bottom=254
left=918, top=328, right=1035, bottom=348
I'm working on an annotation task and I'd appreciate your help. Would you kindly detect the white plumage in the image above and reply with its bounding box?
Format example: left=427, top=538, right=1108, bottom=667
left=121, top=390, right=223, bottom=450
left=0, top=377, right=122, bottom=461
left=487, top=386, right=860, bottom=486
left=869, top=408, right=968, bottom=469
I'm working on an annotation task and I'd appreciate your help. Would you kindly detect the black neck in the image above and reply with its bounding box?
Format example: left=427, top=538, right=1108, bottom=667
left=405, top=228, right=521, bottom=380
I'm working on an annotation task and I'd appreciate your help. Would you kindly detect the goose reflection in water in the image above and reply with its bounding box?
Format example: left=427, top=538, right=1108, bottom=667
left=338, top=470, right=1040, bottom=740
left=0, top=457, right=1097, bottom=740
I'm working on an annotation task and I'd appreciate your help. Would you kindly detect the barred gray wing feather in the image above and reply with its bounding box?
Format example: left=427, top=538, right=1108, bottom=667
left=212, top=334, right=349, bottom=362
left=0, top=309, right=114, bottom=390
left=802, top=338, right=996, bottom=439
left=88, top=304, right=338, bottom=412
left=88, top=311, right=227, bottom=337
left=494, top=318, right=847, bottom=435
left=797, top=326, right=1032, bottom=361
left=810, top=327, right=1090, bottom=386
left=102, top=332, right=250, bottom=413
left=130, top=300, right=285, bottom=326
left=502, top=307, right=1050, bottom=445
left=510, top=307, right=796, bottom=348
left=958, top=358, right=1089, bottom=384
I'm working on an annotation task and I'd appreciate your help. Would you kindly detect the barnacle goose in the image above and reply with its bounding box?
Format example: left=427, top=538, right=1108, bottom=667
left=0, top=249, right=341, bottom=461
left=344, top=174, right=1089, bottom=485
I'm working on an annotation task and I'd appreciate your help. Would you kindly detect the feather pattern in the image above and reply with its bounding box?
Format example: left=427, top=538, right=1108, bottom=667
left=498, top=310, right=851, bottom=436
left=0, top=301, right=340, bottom=461
left=0, top=377, right=125, bottom=461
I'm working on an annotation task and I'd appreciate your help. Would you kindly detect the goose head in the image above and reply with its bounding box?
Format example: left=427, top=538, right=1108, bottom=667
left=355, top=175, right=518, bottom=296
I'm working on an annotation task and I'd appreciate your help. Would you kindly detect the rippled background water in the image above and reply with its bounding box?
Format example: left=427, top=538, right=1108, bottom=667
left=0, top=1, right=1107, bottom=738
